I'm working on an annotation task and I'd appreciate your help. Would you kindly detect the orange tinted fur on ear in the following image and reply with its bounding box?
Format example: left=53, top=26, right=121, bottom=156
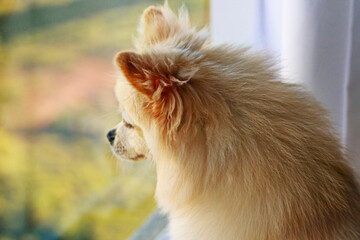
left=115, top=51, right=154, bottom=98
left=114, top=4, right=360, bottom=240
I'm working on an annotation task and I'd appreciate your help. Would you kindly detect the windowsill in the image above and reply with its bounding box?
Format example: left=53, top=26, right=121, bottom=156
left=128, top=209, right=169, bottom=240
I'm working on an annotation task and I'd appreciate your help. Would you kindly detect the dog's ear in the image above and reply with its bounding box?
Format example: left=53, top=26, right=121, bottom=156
left=115, top=51, right=182, bottom=100
left=135, top=4, right=209, bottom=51
left=139, top=6, right=174, bottom=45
left=116, top=50, right=201, bottom=137
left=115, top=51, right=152, bottom=97
left=137, top=5, right=194, bottom=46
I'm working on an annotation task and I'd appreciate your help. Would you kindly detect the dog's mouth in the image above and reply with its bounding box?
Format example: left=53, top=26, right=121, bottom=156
left=130, top=154, right=145, bottom=161
left=111, top=148, right=144, bottom=161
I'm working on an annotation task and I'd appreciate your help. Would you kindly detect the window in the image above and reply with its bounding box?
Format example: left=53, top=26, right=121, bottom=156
left=0, top=0, right=209, bottom=239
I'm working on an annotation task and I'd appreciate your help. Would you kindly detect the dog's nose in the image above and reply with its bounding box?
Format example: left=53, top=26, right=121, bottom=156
left=106, top=129, right=116, bottom=145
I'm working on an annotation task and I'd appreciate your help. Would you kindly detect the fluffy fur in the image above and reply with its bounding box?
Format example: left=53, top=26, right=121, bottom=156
left=109, top=4, right=360, bottom=240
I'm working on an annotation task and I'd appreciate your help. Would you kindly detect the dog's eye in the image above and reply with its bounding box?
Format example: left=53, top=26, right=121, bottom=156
left=123, top=120, right=134, bottom=129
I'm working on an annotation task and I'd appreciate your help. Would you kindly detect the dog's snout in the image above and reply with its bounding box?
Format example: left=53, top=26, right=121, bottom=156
left=107, top=129, right=116, bottom=145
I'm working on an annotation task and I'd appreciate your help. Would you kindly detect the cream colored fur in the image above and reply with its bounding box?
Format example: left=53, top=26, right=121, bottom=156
left=109, top=4, right=360, bottom=240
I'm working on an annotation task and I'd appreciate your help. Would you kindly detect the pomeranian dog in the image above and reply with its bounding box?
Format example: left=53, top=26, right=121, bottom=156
left=107, top=4, right=360, bottom=240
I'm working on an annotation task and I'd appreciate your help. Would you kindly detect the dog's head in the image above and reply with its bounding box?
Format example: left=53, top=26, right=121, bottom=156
left=107, top=4, right=211, bottom=161
left=107, top=4, right=239, bottom=163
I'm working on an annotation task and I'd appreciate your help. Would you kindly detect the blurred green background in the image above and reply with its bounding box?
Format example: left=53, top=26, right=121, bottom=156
left=0, top=0, right=208, bottom=239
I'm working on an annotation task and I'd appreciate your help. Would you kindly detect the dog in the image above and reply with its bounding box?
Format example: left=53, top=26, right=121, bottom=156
left=107, top=4, right=360, bottom=240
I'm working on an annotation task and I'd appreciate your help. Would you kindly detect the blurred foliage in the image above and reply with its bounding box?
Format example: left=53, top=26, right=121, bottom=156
left=1, top=0, right=208, bottom=68
left=0, top=0, right=208, bottom=239
left=0, top=0, right=77, bottom=14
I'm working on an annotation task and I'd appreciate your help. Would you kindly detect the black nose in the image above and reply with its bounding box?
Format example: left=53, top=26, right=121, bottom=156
left=106, top=129, right=116, bottom=145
